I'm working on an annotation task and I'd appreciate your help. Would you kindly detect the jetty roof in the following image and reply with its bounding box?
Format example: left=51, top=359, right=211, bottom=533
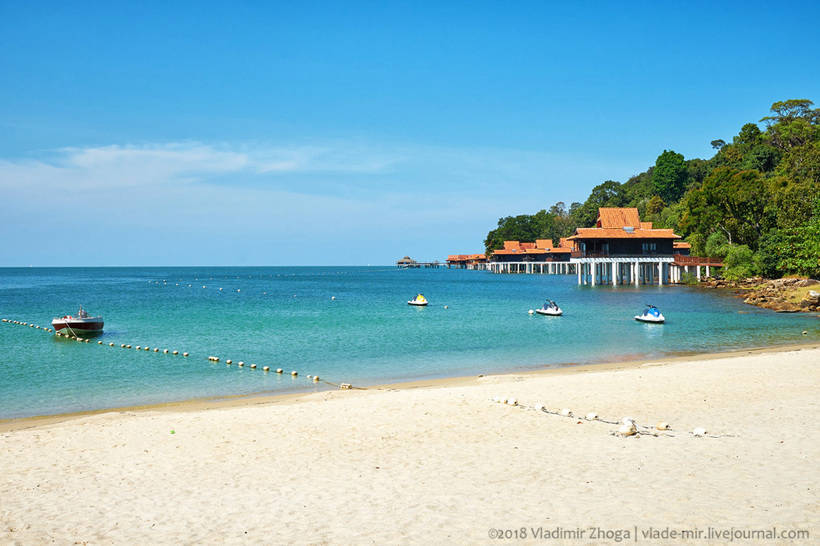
left=492, top=239, right=575, bottom=255
left=597, top=207, right=641, bottom=229
left=569, top=227, right=680, bottom=240
left=569, top=208, right=682, bottom=240
left=447, top=254, right=486, bottom=262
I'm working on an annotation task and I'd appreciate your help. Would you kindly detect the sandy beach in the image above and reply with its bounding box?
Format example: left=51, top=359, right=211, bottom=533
left=1, top=344, right=818, bottom=544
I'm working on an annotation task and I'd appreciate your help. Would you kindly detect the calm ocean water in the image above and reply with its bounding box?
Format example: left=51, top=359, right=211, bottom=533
left=1, top=266, right=817, bottom=419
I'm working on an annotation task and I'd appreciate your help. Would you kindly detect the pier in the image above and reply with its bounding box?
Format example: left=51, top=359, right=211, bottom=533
left=446, top=254, right=487, bottom=269
left=486, top=238, right=576, bottom=275
left=671, top=255, right=724, bottom=281
left=396, top=256, right=443, bottom=268
left=445, top=212, right=723, bottom=283
left=487, top=261, right=574, bottom=274
left=571, top=255, right=676, bottom=285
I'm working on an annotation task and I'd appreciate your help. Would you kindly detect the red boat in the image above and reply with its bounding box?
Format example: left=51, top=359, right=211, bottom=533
left=52, top=305, right=104, bottom=335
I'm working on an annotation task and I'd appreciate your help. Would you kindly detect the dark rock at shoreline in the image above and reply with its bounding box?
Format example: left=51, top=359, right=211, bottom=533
left=703, top=277, right=819, bottom=313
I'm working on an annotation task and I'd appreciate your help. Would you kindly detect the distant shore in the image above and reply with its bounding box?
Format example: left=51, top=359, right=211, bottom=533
left=2, top=342, right=818, bottom=543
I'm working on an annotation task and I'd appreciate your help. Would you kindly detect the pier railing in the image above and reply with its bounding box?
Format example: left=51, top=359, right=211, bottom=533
left=672, top=255, right=724, bottom=267
left=570, top=252, right=675, bottom=259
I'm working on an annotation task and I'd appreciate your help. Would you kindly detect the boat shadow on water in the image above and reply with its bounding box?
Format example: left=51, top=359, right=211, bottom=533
left=52, top=330, right=105, bottom=340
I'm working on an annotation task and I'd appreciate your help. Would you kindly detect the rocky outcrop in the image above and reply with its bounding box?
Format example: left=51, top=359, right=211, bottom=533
left=700, top=277, right=819, bottom=313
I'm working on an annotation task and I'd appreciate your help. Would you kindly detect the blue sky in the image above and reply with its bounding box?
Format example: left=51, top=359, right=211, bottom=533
left=1, top=1, right=818, bottom=265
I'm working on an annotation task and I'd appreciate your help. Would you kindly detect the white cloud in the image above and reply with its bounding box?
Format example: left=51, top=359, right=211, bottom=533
left=64, top=142, right=249, bottom=173
left=252, top=145, right=400, bottom=174
left=0, top=141, right=401, bottom=193
left=0, top=139, right=643, bottom=201
left=0, top=139, right=649, bottom=264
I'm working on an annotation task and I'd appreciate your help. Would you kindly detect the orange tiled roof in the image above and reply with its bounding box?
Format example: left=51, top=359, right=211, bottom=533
left=497, top=237, right=576, bottom=252
left=447, top=254, right=486, bottom=261
left=673, top=241, right=691, bottom=249
left=568, top=228, right=680, bottom=240
left=570, top=208, right=681, bottom=240
left=493, top=249, right=523, bottom=255
left=597, top=208, right=641, bottom=229
left=494, top=248, right=545, bottom=254
left=495, top=239, right=576, bottom=254
left=501, top=240, right=536, bottom=252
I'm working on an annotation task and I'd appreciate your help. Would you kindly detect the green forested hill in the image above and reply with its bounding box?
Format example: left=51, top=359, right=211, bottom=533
left=483, top=99, right=820, bottom=279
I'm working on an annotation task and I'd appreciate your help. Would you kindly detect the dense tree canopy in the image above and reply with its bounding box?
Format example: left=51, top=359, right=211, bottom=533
left=483, top=99, right=820, bottom=279
left=653, top=150, right=688, bottom=203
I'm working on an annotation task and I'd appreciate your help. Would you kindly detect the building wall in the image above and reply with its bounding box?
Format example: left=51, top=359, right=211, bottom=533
left=491, top=254, right=571, bottom=263
left=576, top=239, right=675, bottom=256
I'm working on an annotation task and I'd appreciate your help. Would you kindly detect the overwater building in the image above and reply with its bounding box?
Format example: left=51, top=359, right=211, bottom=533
left=446, top=254, right=487, bottom=269
left=487, top=238, right=575, bottom=274
left=567, top=207, right=716, bottom=285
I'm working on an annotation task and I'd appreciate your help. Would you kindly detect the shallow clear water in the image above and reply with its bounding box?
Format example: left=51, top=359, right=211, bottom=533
left=0, top=266, right=817, bottom=418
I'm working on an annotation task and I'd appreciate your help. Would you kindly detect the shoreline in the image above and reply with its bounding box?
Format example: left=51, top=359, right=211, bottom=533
left=3, top=338, right=817, bottom=433
left=3, top=339, right=818, bottom=543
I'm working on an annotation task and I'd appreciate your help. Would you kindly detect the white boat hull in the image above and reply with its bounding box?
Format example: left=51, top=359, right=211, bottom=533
left=51, top=317, right=104, bottom=333
left=634, top=314, right=664, bottom=323
left=408, top=301, right=428, bottom=306
left=535, top=308, right=562, bottom=316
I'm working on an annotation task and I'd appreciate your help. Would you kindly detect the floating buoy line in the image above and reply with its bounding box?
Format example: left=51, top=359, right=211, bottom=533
left=492, top=396, right=733, bottom=439
left=1, top=317, right=357, bottom=390
left=147, top=278, right=356, bottom=307
left=148, top=280, right=318, bottom=310
left=148, top=279, right=287, bottom=298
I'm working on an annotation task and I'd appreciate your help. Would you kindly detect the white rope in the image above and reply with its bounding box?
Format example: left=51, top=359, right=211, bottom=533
left=496, top=399, right=731, bottom=439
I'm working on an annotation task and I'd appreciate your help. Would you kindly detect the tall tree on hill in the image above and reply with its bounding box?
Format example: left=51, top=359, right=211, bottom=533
left=761, top=99, right=819, bottom=154
left=484, top=214, right=540, bottom=253
left=760, top=99, right=818, bottom=126
left=646, top=195, right=665, bottom=216
left=572, top=180, right=625, bottom=227
left=763, top=99, right=820, bottom=185
left=653, top=150, right=688, bottom=203
left=679, top=167, right=772, bottom=248
left=548, top=201, right=578, bottom=239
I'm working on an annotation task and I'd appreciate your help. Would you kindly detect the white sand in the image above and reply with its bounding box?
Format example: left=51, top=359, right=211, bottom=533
left=1, top=345, right=818, bottom=544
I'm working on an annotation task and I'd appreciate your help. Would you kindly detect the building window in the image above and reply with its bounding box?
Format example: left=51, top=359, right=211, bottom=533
left=642, top=242, right=657, bottom=254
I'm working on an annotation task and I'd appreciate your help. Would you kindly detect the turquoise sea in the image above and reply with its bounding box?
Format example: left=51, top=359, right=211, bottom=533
left=1, top=266, right=817, bottom=419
